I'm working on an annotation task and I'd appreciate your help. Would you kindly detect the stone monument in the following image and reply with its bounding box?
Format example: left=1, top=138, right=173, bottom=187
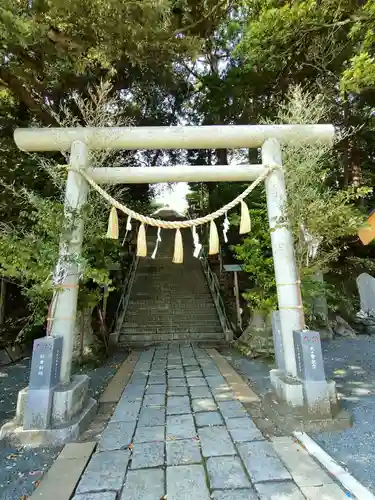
left=293, top=330, right=335, bottom=416
left=270, top=329, right=337, bottom=419
left=24, top=336, right=63, bottom=430
left=355, top=273, right=375, bottom=334
left=266, top=327, right=351, bottom=433
left=0, top=336, right=97, bottom=445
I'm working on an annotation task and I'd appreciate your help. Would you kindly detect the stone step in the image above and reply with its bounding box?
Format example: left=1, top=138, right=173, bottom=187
left=127, top=309, right=219, bottom=317
left=118, top=332, right=225, bottom=345
left=125, top=310, right=219, bottom=317
left=123, top=316, right=220, bottom=324
left=128, top=298, right=215, bottom=303
left=127, top=308, right=218, bottom=315
left=124, top=314, right=220, bottom=323
left=128, top=299, right=215, bottom=306
left=123, top=320, right=221, bottom=328
left=132, top=283, right=210, bottom=296
left=120, top=322, right=221, bottom=335
left=133, top=283, right=209, bottom=286
left=135, top=275, right=204, bottom=280
left=116, top=241, right=226, bottom=345
left=134, top=275, right=206, bottom=280
left=131, top=292, right=211, bottom=296
left=133, top=273, right=208, bottom=278
left=119, top=340, right=227, bottom=348
left=127, top=307, right=218, bottom=313
left=121, top=325, right=222, bottom=335
left=135, top=270, right=204, bottom=274
left=131, top=292, right=212, bottom=298
left=135, top=274, right=204, bottom=278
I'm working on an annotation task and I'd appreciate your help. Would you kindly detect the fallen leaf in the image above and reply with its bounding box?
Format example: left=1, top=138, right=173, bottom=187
left=29, top=471, right=42, bottom=476
left=160, top=495, right=167, bottom=500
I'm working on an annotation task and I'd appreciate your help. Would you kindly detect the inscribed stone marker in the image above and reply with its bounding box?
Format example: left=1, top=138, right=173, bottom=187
left=24, top=336, right=63, bottom=430
left=293, top=330, right=325, bottom=382
left=28, top=336, right=63, bottom=389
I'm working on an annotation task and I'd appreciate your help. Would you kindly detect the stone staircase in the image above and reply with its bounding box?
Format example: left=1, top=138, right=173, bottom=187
left=118, top=214, right=226, bottom=346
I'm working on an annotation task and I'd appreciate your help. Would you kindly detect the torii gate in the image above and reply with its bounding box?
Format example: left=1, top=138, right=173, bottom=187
left=4, top=124, right=341, bottom=444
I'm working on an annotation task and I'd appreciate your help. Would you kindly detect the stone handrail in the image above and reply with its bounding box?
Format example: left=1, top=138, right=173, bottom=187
left=200, top=247, right=234, bottom=343
left=109, top=251, right=139, bottom=345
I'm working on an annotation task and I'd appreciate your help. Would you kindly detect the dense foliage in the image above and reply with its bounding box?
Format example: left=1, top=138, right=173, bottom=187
left=0, top=0, right=374, bottom=351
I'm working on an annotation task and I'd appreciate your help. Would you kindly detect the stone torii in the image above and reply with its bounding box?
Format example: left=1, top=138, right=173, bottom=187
left=1, top=124, right=344, bottom=444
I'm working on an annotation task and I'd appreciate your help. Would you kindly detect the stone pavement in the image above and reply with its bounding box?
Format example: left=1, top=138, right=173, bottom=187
left=72, top=346, right=347, bottom=500
left=222, top=338, right=375, bottom=495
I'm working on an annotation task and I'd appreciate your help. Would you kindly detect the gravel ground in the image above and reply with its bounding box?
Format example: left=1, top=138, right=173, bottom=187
left=221, top=337, right=375, bottom=494
left=311, top=336, right=375, bottom=494
left=0, top=349, right=129, bottom=500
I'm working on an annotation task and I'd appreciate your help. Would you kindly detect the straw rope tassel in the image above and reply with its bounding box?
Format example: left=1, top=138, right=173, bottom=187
left=172, top=229, right=184, bottom=264
left=106, top=206, right=119, bottom=239
left=223, top=212, right=230, bottom=243
left=209, top=220, right=219, bottom=255
left=192, top=226, right=202, bottom=258
left=151, top=227, right=162, bottom=259
left=239, top=201, right=251, bottom=234
left=137, top=223, right=147, bottom=257
left=122, top=216, right=132, bottom=245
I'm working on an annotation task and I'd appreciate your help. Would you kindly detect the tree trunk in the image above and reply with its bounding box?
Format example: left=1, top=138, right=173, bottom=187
left=236, top=310, right=274, bottom=357
left=342, top=94, right=363, bottom=192
left=344, top=138, right=362, bottom=188
left=0, top=278, right=6, bottom=326
left=311, top=271, right=333, bottom=340
left=73, top=306, right=95, bottom=358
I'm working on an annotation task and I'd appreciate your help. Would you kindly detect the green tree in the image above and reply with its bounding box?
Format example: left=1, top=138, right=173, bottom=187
left=235, top=0, right=375, bottom=190
left=0, top=0, right=232, bottom=348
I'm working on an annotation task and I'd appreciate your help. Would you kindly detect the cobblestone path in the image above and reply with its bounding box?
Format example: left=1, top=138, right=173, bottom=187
left=72, top=345, right=342, bottom=500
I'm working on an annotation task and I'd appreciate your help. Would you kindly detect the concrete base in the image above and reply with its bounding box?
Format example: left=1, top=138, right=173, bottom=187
left=266, top=369, right=352, bottom=433
left=0, top=375, right=97, bottom=446
left=270, top=369, right=338, bottom=417
left=263, top=392, right=353, bottom=433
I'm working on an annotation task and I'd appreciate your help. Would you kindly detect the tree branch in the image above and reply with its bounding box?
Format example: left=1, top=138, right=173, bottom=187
left=47, top=29, right=83, bottom=51
left=0, top=68, right=56, bottom=126
left=304, top=14, right=368, bottom=33
left=173, top=0, right=229, bottom=36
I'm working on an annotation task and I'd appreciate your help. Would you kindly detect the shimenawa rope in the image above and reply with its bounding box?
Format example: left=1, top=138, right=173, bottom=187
left=72, top=165, right=275, bottom=229
left=68, top=164, right=276, bottom=261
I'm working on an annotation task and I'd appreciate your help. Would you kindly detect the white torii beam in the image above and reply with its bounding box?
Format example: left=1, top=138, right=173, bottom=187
left=14, top=124, right=334, bottom=151
left=88, top=164, right=267, bottom=184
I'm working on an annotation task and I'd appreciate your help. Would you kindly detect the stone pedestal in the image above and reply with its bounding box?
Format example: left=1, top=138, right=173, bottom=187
left=0, top=336, right=97, bottom=446
left=265, top=330, right=352, bottom=432
left=0, top=375, right=97, bottom=446
left=270, top=369, right=338, bottom=417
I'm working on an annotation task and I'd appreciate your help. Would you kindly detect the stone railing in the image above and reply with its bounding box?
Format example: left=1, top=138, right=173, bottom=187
left=200, top=248, right=234, bottom=343
left=109, top=251, right=139, bottom=345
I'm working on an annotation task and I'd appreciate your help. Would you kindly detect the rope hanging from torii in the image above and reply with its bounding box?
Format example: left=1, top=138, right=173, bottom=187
left=72, top=165, right=275, bottom=263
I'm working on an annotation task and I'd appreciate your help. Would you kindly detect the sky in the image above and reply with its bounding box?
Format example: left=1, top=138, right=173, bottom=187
left=153, top=182, right=190, bottom=213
